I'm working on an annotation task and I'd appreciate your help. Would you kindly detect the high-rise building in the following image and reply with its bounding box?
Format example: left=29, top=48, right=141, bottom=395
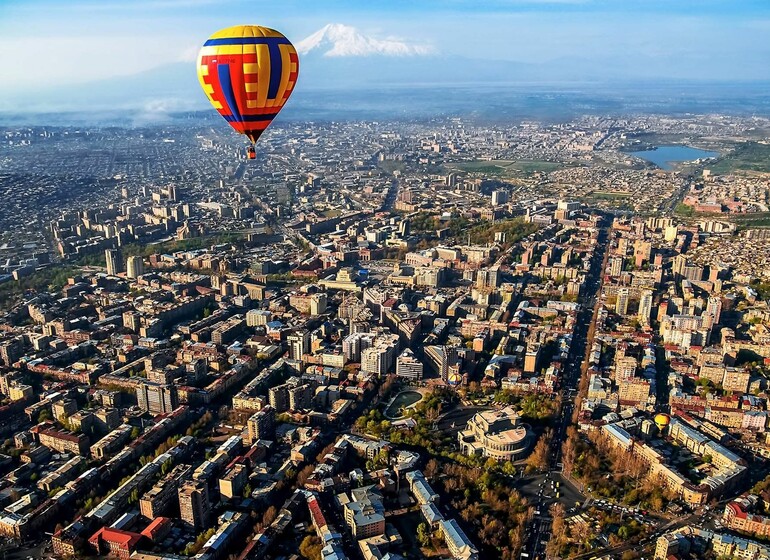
left=268, top=384, right=289, bottom=412
left=361, top=341, right=398, bottom=376
left=126, top=256, right=144, bottom=279
left=425, top=345, right=458, bottom=381
left=247, top=406, right=275, bottom=442
left=524, top=345, right=541, bottom=373
left=616, top=288, right=630, bottom=315
left=0, top=337, right=24, bottom=366
left=210, top=315, right=245, bottom=346
left=672, top=254, right=687, bottom=278
left=664, top=225, right=679, bottom=242
left=609, top=256, right=624, bottom=277
left=105, top=249, right=122, bottom=276
left=615, top=356, right=638, bottom=384
left=178, top=480, right=210, bottom=529
left=618, top=377, right=652, bottom=409
left=638, top=289, right=654, bottom=324
left=634, top=240, right=652, bottom=268
left=140, top=464, right=192, bottom=519
left=616, top=237, right=629, bottom=256
left=219, top=463, right=248, bottom=500
left=136, top=382, right=178, bottom=415
left=476, top=267, right=499, bottom=289
left=342, top=332, right=375, bottom=362
left=287, top=330, right=311, bottom=361
left=342, top=333, right=364, bottom=362
left=310, top=293, right=327, bottom=315
left=288, top=384, right=313, bottom=411
left=706, top=296, right=722, bottom=325
left=491, top=190, right=509, bottom=206
left=246, top=309, right=271, bottom=327
left=396, top=349, right=423, bottom=381
left=123, top=311, right=141, bottom=332
left=682, top=264, right=704, bottom=282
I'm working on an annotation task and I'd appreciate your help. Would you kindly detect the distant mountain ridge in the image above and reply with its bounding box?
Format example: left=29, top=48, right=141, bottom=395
left=296, top=23, right=435, bottom=57
left=2, top=23, right=768, bottom=116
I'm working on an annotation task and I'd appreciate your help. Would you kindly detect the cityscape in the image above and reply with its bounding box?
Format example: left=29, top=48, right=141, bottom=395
left=5, top=2, right=770, bottom=560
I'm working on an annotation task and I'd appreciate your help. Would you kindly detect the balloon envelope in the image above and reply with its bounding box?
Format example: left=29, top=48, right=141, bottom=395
left=197, top=25, right=299, bottom=144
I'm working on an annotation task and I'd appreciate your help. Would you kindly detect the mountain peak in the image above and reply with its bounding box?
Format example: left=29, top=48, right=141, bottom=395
left=296, top=23, right=435, bottom=57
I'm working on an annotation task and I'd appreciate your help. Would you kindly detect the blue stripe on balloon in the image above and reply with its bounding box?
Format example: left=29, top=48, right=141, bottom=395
left=223, top=114, right=278, bottom=122
left=217, top=64, right=241, bottom=121
left=267, top=42, right=283, bottom=100
left=204, top=37, right=291, bottom=46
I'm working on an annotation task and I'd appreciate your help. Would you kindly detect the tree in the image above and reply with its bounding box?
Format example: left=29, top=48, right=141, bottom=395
left=299, top=535, right=322, bottom=560
left=561, top=426, right=578, bottom=475
left=572, top=520, right=592, bottom=553
left=297, top=464, right=315, bottom=487
left=550, top=502, right=566, bottom=541
left=262, top=506, right=277, bottom=526
left=525, top=430, right=551, bottom=473
left=424, top=459, right=440, bottom=480
left=417, top=522, right=431, bottom=547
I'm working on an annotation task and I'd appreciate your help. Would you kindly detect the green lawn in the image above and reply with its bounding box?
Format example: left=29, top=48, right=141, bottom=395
left=709, top=142, right=770, bottom=174
left=731, top=212, right=770, bottom=229
left=377, top=160, right=406, bottom=174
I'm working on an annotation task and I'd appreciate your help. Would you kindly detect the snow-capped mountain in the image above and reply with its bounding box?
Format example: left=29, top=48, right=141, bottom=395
left=296, top=23, right=435, bottom=57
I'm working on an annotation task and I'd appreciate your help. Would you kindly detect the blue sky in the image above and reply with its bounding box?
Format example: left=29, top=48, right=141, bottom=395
left=1, top=0, right=770, bottom=95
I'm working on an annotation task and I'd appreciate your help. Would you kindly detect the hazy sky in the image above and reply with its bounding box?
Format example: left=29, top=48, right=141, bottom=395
left=2, top=0, right=770, bottom=94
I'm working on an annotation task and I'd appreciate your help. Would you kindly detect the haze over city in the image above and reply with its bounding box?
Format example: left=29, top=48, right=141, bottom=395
left=3, top=0, right=770, bottom=115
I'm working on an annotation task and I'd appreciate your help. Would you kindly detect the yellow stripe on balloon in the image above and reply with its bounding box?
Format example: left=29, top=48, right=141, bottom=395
left=269, top=46, right=293, bottom=108
left=255, top=43, right=270, bottom=107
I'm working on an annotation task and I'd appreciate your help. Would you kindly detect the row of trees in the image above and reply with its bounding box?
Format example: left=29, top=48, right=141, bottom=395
left=183, top=527, right=216, bottom=556
left=525, top=428, right=553, bottom=474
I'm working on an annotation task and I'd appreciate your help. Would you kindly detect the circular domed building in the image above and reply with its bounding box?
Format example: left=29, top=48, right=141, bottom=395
left=458, top=406, right=532, bottom=461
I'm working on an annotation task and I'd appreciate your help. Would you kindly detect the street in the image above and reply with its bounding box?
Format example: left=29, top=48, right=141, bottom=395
left=522, top=214, right=610, bottom=559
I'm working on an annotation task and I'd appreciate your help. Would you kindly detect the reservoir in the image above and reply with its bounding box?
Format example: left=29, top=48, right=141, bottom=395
left=630, top=145, right=719, bottom=170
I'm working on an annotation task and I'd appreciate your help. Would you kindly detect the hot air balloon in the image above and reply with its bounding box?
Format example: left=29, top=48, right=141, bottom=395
left=447, top=372, right=463, bottom=386
left=197, top=25, right=299, bottom=160
left=654, top=413, right=670, bottom=432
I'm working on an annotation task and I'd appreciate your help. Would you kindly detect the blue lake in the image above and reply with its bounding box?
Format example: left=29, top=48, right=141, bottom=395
left=630, top=145, right=719, bottom=170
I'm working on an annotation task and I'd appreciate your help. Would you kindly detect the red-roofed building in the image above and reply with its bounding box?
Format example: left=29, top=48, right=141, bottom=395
left=307, top=495, right=328, bottom=532
left=34, top=425, right=89, bottom=455
left=141, top=517, right=172, bottom=542
left=89, top=527, right=143, bottom=559
left=723, top=495, right=770, bottom=538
